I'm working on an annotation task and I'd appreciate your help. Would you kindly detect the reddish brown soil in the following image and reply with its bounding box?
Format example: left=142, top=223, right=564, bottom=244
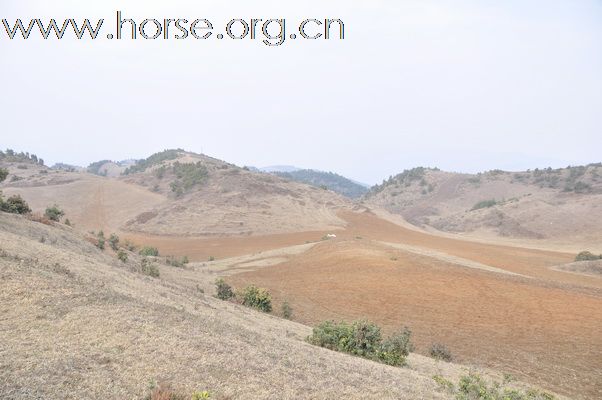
left=127, top=210, right=601, bottom=398
left=224, top=212, right=601, bottom=399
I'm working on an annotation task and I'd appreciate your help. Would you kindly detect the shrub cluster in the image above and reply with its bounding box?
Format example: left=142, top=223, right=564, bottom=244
left=44, top=205, right=65, bottom=222
left=213, top=280, right=273, bottom=313
left=239, top=285, right=272, bottom=313
left=215, top=278, right=234, bottom=300
left=139, top=246, right=160, bottom=257
left=433, top=372, right=555, bottom=400
left=471, top=199, right=497, bottom=211
left=307, top=320, right=413, bottom=366
left=169, top=161, right=209, bottom=196
left=0, top=194, right=31, bottom=215
left=108, top=234, right=120, bottom=251
left=575, top=251, right=602, bottom=262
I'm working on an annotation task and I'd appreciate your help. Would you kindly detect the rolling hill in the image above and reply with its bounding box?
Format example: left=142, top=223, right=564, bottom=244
left=363, top=165, right=602, bottom=249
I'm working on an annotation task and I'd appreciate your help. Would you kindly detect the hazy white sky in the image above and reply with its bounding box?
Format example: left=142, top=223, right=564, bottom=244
left=1, top=0, right=601, bottom=184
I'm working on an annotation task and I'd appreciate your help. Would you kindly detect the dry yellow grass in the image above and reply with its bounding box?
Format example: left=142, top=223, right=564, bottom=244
left=0, top=213, right=568, bottom=399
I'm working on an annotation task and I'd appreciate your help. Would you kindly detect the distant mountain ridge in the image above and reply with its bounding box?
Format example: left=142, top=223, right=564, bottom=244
left=273, top=169, right=369, bottom=199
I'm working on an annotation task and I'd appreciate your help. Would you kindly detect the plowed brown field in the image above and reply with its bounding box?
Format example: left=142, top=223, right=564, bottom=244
left=223, top=212, right=601, bottom=399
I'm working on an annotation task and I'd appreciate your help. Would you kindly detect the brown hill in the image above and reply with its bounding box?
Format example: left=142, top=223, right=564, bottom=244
left=1, top=150, right=351, bottom=237
left=363, top=165, right=602, bottom=248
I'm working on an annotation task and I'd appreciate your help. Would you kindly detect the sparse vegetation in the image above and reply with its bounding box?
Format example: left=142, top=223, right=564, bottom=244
left=166, top=255, right=189, bottom=268
left=575, top=251, right=602, bottom=262
left=139, top=246, right=159, bottom=257
left=274, top=169, right=369, bottom=198
left=0, top=194, right=31, bottom=215
left=215, top=278, right=234, bottom=300
left=0, top=167, right=8, bottom=182
left=140, top=257, right=160, bottom=278
left=124, top=149, right=182, bottom=174
left=433, top=371, right=556, bottom=400
left=108, top=234, right=120, bottom=251
left=240, top=285, right=272, bottom=313
left=429, top=342, right=453, bottom=361
left=281, top=301, right=293, bottom=319
left=307, top=320, right=413, bottom=367
left=0, top=149, right=44, bottom=165
left=44, top=205, right=65, bottom=222
left=170, top=161, right=209, bottom=196
left=471, top=199, right=497, bottom=211
left=96, top=231, right=106, bottom=250
left=117, top=249, right=128, bottom=263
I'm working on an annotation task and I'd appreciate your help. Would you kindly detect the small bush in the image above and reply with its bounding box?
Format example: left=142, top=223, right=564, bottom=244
left=471, top=199, right=497, bottom=211
left=117, top=249, right=128, bottom=263
left=0, top=168, right=8, bottom=182
left=140, top=258, right=160, bottom=278
left=108, top=234, right=120, bottom=251
left=433, top=372, right=556, bottom=400
left=215, top=278, right=234, bottom=300
left=575, top=251, right=602, bottom=262
left=44, top=205, right=65, bottom=222
left=429, top=342, right=453, bottom=362
left=240, top=285, right=272, bottom=313
left=191, top=391, right=211, bottom=400
left=209, top=256, right=215, bottom=262
left=378, top=327, right=414, bottom=366
left=0, top=195, right=31, bottom=214
left=64, top=218, right=72, bottom=226
left=139, top=246, right=159, bottom=257
left=281, top=301, right=293, bottom=319
left=96, top=231, right=105, bottom=250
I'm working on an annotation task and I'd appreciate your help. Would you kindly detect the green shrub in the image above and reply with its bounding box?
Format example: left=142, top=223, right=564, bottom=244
left=139, top=246, right=159, bottom=257
left=209, top=256, right=215, bottom=262
left=215, top=278, right=234, bottom=300
left=281, top=301, right=293, bottom=319
left=575, top=251, right=602, bottom=262
left=433, top=372, right=556, bottom=400
left=44, top=205, right=65, bottom=222
left=378, top=327, right=413, bottom=366
left=117, top=249, right=128, bottom=263
left=429, top=342, right=453, bottom=361
left=307, top=320, right=413, bottom=366
left=64, top=218, right=72, bottom=227
left=0, top=168, right=8, bottom=182
left=471, top=199, right=497, bottom=211
left=108, top=234, right=120, bottom=251
left=96, top=231, right=105, bottom=250
left=240, top=285, right=272, bottom=313
left=0, top=194, right=31, bottom=214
